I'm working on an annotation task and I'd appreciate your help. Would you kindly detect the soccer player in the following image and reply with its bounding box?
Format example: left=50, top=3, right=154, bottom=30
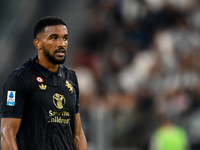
left=1, top=16, right=88, bottom=150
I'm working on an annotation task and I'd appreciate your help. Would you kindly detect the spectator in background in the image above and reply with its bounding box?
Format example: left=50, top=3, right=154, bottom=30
left=150, top=114, right=189, bottom=150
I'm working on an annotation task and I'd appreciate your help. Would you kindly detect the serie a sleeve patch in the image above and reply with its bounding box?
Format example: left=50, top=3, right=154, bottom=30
left=6, top=91, right=16, bottom=106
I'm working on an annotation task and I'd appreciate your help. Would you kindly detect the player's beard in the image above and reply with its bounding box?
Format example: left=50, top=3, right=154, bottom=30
left=42, top=45, right=66, bottom=65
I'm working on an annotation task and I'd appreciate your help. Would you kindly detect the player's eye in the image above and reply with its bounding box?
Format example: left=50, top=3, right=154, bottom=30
left=52, top=36, right=57, bottom=40
left=49, top=34, right=58, bottom=40
left=63, top=36, right=68, bottom=40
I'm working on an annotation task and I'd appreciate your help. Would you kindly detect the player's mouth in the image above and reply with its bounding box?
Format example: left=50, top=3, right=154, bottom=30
left=55, top=49, right=66, bottom=57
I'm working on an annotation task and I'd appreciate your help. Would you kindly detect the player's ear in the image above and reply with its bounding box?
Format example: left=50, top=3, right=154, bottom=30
left=33, top=39, right=42, bottom=50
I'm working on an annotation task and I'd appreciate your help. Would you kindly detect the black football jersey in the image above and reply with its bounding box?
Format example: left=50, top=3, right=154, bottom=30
left=1, top=56, right=80, bottom=150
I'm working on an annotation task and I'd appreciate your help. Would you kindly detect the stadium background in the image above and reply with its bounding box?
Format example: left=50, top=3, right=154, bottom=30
left=1, top=0, right=200, bottom=149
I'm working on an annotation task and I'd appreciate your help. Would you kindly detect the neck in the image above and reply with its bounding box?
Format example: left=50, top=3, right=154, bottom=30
left=35, top=56, right=59, bottom=72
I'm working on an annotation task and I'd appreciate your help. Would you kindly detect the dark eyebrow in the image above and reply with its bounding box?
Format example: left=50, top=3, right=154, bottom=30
left=49, top=34, right=69, bottom=37
left=49, top=34, right=59, bottom=37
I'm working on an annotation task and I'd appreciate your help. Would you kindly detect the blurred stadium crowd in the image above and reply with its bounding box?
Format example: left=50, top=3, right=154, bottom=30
left=70, top=0, right=200, bottom=149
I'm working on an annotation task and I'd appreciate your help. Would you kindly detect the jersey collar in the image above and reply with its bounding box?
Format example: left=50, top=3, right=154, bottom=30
left=30, top=56, right=63, bottom=78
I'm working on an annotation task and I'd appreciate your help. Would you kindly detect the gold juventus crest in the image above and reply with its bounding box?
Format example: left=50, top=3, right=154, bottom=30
left=65, top=81, right=73, bottom=93
left=53, top=93, right=66, bottom=109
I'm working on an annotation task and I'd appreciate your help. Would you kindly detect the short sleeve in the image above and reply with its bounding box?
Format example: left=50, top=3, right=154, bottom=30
left=1, top=73, right=27, bottom=118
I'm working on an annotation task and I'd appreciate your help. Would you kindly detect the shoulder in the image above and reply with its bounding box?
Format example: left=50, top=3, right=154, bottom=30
left=60, top=65, right=79, bottom=88
left=4, top=61, right=36, bottom=90
left=8, top=61, right=35, bottom=81
left=60, top=65, right=77, bottom=78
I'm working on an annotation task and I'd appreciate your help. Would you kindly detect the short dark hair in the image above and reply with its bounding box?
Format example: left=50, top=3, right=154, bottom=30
left=34, top=16, right=67, bottom=39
